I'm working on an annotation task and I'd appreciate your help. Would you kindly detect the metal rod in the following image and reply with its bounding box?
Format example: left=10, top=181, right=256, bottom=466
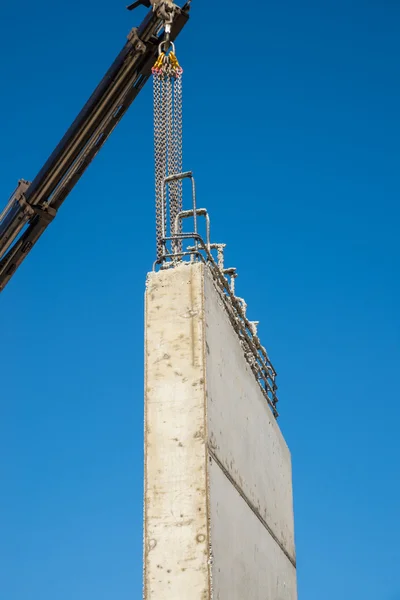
left=153, top=231, right=279, bottom=415
left=174, top=208, right=210, bottom=249
left=164, top=170, right=192, bottom=183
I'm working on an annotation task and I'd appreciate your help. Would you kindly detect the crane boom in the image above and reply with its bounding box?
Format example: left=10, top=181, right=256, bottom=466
left=0, top=2, right=189, bottom=292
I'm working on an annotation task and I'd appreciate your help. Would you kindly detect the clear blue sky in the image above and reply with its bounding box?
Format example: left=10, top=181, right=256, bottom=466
left=1, top=1, right=399, bottom=598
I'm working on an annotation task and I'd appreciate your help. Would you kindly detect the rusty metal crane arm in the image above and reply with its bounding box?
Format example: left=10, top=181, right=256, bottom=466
left=0, top=2, right=189, bottom=292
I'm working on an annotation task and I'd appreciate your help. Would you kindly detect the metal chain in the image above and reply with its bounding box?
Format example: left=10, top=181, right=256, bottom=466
left=160, top=69, right=168, bottom=254
left=152, top=48, right=183, bottom=259
left=173, top=71, right=183, bottom=253
left=153, top=70, right=164, bottom=259
left=166, top=73, right=176, bottom=247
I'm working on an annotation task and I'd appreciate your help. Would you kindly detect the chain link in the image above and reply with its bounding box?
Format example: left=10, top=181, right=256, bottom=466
left=152, top=52, right=183, bottom=259
left=154, top=74, right=165, bottom=258
left=173, top=72, right=183, bottom=253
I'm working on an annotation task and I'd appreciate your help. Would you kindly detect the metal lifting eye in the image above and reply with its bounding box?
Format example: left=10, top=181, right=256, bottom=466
left=161, top=6, right=175, bottom=48
left=159, top=40, right=175, bottom=55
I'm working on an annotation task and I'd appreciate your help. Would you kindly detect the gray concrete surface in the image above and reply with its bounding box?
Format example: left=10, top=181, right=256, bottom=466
left=209, top=458, right=297, bottom=600
left=204, top=267, right=296, bottom=563
left=144, top=264, right=209, bottom=599
left=144, top=262, right=297, bottom=599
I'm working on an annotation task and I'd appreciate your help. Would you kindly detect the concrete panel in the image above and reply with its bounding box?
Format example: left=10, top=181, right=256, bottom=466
left=144, top=263, right=210, bottom=599
left=204, top=268, right=296, bottom=562
left=144, top=262, right=297, bottom=599
left=209, top=458, right=297, bottom=600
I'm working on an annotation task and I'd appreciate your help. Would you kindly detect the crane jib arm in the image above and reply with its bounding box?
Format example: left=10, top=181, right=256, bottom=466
left=0, top=2, right=189, bottom=292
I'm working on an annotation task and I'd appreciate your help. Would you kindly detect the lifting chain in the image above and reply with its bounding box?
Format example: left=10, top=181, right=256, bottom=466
left=152, top=42, right=183, bottom=259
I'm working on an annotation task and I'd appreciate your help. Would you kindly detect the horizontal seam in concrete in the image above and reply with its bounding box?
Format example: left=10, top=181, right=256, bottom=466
left=208, top=446, right=296, bottom=569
